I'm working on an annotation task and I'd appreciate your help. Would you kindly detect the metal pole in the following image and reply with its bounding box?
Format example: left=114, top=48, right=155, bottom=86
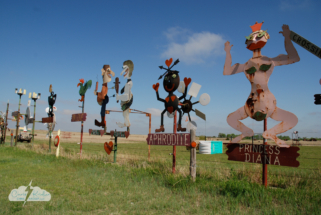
left=4, top=102, right=9, bottom=143
left=15, top=95, right=22, bottom=146
left=32, top=99, right=36, bottom=148
left=148, top=114, right=151, bottom=162
left=80, top=96, right=84, bottom=157
left=114, top=134, right=117, bottom=163
left=262, top=118, right=268, bottom=187
left=49, top=129, right=51, bottom=153
left=173, top=111, right=177, bottom=174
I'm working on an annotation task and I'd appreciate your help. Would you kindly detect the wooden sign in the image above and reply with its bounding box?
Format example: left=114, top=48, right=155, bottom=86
left=290, top=31, right=321, bottom=59
left=42, top=117, right=53, bottom=123
left=88, top=129, right=104, bottom=136
left=12, top=111, right=19, bottom=117
left=71, top=113, right=87, bottom=122
left=146, top=133, right=190, bottom=146
left=110, top=131, right=129, bottom=138
left=226, top=143, right=300, bottom=167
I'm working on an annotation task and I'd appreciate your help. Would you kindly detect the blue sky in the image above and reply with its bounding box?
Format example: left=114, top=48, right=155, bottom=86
left=1, top=0, right=321, bottom=138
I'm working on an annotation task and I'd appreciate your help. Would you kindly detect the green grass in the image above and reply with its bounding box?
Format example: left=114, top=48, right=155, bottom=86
left=0, top=138, right=321, bottom=214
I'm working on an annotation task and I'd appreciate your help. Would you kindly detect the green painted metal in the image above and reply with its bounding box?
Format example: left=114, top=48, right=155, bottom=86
left=259, top=64, right=271, bottom=71
left=32, top=100, right=36, bottom=148
left=245, top=67, right=256, bottom=74
left=113, top=136, right=117, bottom=163
left=253, top=111, right=267, bottom=121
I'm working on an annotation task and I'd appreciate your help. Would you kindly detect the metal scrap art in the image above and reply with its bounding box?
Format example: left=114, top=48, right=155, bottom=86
left=116, top=60, right=134, bottom=129
left=94, top=65, right=115, bottom=129
left=223, top=22, right=300, bottom=148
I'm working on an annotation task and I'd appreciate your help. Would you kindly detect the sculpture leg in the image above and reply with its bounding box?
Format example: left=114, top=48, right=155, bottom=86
left=227, top=106, right=253, bottom=143
left=155, top=109, right=166, bottom=132
left=176, top=109, right=186, bottom=132
left=116, top=109, right=130, bottom=128
left=263, top=107, right=298, bottom=148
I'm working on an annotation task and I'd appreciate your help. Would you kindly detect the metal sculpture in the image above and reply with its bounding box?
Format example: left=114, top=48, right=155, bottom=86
left=48, top=85, right=57, bottom=117
left=116, top=60, right=134, bottom=128
left=153, top=58, right=190, bottom=132
left=94, top=65, right=115, bottom=128
left=223, top=22, right=300, bottom=148
left=77, top=79, right=92, bottom=102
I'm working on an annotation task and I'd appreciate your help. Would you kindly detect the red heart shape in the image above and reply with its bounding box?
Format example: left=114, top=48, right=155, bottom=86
left=167, top=106, right=173, bottom=114
left=125, top=131, right=130, bottom=139
left=153, top=83, right=159, bottom=92
left=100, top=130, right=104, bottom=136
left=184, top=77, right=191, bottom=86
left=165, top=58, right=173, bottom=67
left=104, top=141, right=113, bottom=155
left=89, top=129, right=92, bottom=135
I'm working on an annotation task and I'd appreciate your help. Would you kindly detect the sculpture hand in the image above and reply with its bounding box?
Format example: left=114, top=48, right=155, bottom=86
left=224, top=41, right=233, bottom=53
left=153, top=83, right=159, bottom=92
left=279, top=24, right=291, bottom=39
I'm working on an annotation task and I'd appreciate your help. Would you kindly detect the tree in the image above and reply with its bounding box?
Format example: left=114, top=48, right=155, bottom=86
left=218, top=133, right=226, bottom=138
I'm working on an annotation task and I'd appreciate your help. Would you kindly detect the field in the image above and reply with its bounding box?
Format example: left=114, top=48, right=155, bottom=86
left=1, top=131, right=321, bottom=214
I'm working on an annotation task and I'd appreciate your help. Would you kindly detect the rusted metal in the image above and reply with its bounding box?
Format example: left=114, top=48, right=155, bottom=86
left=146, top=133, right=190, bottom=146
left=42, top=117, right=53, bottom=123
left=223, top=23, right=300, bottom=148
left=114, top=77, right=120, bottom=103
left=71, top=113, right=87, bottom=122
left=173, top=111, right=177, bottom=173
left=112, top=131, right=129, bottom=138
left=12, top=111, right=19, bottom=117
left=104, top=141, right=113, bottom=155
left=263, top=118, right=267, bottom=187
left=226, top=143, right=300, bottom=167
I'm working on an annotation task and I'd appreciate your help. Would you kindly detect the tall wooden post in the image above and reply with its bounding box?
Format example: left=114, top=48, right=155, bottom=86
left=10, top=131, right=13, bottom=147
left=172, top=111, right=177, bottom=174
left=4, top=102, right=9, bottom=143
left=32, top=99, right=36, bottom=148
left=262, top=118, right=268, bottom=187
left=15, top=95, right=22, bottom=146
left=190, top=129, right=196, bottom=181
left=148, top=114, right=151, bottom=162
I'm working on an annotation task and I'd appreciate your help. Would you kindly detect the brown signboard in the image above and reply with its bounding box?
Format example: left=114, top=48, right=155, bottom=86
left=110, top=130, right=129, bottom=138
left=12, top=111, right=19, bottom=117
left=146, top=133, right=190, bottom=146
left=89, top=129, right=104, bottom=136
left=42, top=117, right=53, bottom=123
left=71, top=113, right=87, bottom=122
left=226, top=143, right=300, bottom=167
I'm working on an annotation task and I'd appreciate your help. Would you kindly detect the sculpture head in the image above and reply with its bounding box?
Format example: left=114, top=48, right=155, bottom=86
left=245, top=22, right=270, bottom=51
left=121, top=60, right=134, bottom=79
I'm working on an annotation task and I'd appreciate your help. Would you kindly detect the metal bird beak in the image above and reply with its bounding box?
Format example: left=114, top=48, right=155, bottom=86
left=77, top=83, right=80, bottom=87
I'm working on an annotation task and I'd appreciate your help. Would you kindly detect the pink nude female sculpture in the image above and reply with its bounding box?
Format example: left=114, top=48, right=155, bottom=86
left=223, top=22, right=300, bottom=148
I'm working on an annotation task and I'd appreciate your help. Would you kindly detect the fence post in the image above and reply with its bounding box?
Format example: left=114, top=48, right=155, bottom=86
left=10, top=130, right=13, bottom=147
left=190, top=129, right=196, bottom=182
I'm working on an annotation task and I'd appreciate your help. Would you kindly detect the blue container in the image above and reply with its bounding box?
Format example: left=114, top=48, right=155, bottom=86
left=211, top=141, right=223, bottom=154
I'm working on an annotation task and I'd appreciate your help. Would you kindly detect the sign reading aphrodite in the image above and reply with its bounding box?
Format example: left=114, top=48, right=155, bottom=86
left=146, top=133, right=190, bottom=146
left=8, top=180, right=51, bottom=206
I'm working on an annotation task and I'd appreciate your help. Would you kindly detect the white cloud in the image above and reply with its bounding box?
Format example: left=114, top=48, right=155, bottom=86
left=161, top=27, right=225, bottom=65
left=146, top=108, right=163, bottom=117
left=62, top=109, right=79, bottom=115
left=279, top=0, right=312, bottom=11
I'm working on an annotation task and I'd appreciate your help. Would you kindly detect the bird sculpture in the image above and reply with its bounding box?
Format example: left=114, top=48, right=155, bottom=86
left=77, top=79, right=92, bottom=102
